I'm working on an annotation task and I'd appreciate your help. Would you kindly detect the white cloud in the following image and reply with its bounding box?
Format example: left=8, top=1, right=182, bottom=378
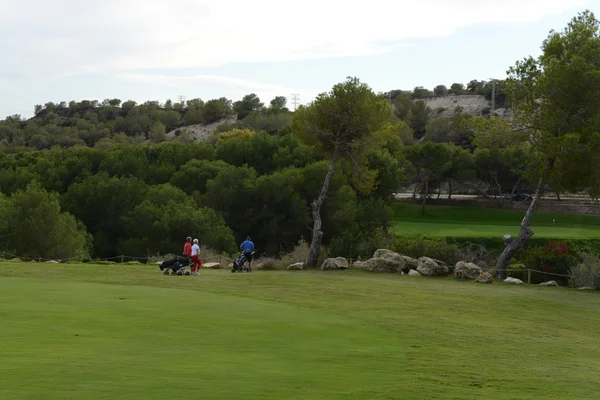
left=0, top=0, right=589, bottom=80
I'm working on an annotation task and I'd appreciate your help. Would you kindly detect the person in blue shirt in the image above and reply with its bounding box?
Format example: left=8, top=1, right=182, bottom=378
left=240, top=237, right=255, bottom=268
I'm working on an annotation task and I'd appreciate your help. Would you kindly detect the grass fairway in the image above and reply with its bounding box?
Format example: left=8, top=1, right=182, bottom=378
left=1, top=264, right=600, bottom=399
left=392, top=203, right=600, bottom=238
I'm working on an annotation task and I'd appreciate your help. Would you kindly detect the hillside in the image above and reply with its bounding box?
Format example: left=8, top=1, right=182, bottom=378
left=423, top=94, right=513, bottom=119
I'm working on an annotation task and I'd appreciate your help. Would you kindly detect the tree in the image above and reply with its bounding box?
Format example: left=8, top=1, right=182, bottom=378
left=449, top=83, right=465, bottom=95
left=233, top=94, right=264, bottom=120
left=148, top=121, right=166, bottom=143
left=471, top=10, right=600, bottom=276
left=292, top=77, right=393, bottom=266
left=201, top=98, right=234, bottom=124
left=407, top=100, right=430, bottom=139
left=269, top=96, right=289, bottom=113
left=3, top=182, right=91, bottom=259
left=433, top=85, right=448, bottom=96
left=404, top=142, right=454, bottom=212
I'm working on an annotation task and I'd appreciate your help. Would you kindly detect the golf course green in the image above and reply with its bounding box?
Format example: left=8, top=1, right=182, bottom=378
left=1, top=263, right=599, bottom=399
left=392, top=203, right=600, bottom=238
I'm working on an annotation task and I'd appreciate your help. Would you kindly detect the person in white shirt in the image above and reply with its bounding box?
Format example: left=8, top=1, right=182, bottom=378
left=191, top=239, right=201, bottom=275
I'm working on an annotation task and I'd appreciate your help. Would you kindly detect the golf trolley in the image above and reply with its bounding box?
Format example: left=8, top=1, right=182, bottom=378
left=231, top=251, right=256, bottom=273
left=159, top=256, right=192, bottom=275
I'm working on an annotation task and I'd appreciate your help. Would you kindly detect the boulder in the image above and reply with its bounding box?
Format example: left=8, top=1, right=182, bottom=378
left=408, top=269, right=420, bottom=276
left=371, top=249, right=419, bottom=273
left=399, top=256, right=419, bottom=273
left=11, top=258, right=21, bottom=262
left=504, top=277, right=524, bottom=285
left=321, top=257, right=349, bottom=271
left=578, top=286, right=595, bottom=291
left=287, top=262, right=306, bottom=271
left=203, top=262, right=222, bottom=269
left=46, top=260, right=59, bottom=264
left=539, top=280, right=558, bottom=287
left=475, top=272, right=493, bottom=283
left=454, top=261, right=482, bottom=280
left=416, top=257, right=449, bottom=277
left=353, top=258, right=400, bottom=273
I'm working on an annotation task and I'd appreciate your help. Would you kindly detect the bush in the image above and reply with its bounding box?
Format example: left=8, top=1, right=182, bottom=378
left=517, top=241, right=578, bottom=284
left=569, top=254, right=600, bottom=290
left=392, top=234, right=462, bottom=264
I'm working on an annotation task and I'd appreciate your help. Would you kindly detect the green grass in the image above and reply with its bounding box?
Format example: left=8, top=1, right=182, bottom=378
left=392, top=203, right=600, bottom=238
left=1, top=264, right=600, bottom=399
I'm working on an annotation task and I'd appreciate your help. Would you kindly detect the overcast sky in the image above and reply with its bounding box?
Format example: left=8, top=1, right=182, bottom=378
left=1, top=0, right=598, bottom=119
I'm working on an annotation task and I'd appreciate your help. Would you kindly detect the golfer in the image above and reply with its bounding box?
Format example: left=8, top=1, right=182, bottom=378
left=191, top=239, right=201, bottom=275
left=183, top=236, right=192, bottom=259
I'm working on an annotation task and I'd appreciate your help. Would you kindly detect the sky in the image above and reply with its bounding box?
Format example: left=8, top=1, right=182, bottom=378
left=1, top=0, right=598, bottom=119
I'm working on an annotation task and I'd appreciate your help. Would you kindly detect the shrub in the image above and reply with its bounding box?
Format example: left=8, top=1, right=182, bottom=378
left=517, top=241, right=578, bottom=284
left=569, top=254, right=600, bottom=290
left=393, top=234, right=462, bottom=264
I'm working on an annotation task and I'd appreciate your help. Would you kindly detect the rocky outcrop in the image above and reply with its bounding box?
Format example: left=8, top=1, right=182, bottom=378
left=454, top=262, right=482, bottom=280
left=321, top=257, right=349, bottom=271
left=416, top=257, right=449, bottom=277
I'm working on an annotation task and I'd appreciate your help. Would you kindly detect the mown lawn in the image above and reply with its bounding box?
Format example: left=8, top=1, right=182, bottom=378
left=1, top=263, right=600, bottom=399
left=392, top=203, right=600, bottom=238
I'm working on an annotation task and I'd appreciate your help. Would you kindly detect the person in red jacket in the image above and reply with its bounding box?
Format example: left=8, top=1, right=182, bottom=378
left=183, top=236, right=192, bottom=258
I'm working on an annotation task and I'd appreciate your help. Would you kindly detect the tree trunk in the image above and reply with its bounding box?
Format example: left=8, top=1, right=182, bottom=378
left=307, top=154, right=338, bottom=267
left=495, top=158, right=554, bottom=278
left=447, top=181, right=453, bottom=200
left=421, top=177, right=429, bottom=214
left=509, top=176, right=522, bottom=201
left=437, top=182, right=442, bottom=199
left=556, top=192, right=561, bottom=201
left=412, top=169, right=420, bottom=200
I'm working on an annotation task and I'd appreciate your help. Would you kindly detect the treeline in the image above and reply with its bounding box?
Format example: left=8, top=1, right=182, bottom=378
left=0, top=128, right=409, bottom=260
left=0, top=121, right=553, bottom=261
left=0, top=79, right=505, bottom=152
left=0, top=94, right=292, bottom=152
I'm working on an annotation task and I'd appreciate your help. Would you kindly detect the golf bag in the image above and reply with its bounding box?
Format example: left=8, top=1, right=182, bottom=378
left=231, top=250, right=256, bottom=273
left=159, top=256, right=192, bottom=275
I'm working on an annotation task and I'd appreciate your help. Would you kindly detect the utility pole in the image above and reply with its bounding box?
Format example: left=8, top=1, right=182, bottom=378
left=177, top=95, right=186, bottom=105
left=291, top=94, right=300, bottom=111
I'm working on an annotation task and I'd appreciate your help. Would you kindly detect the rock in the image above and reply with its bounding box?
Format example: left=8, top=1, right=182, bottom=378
left=431, top=258, right=447, bottom=266
left=203, top=262, right=221, bottom=269
left=11, top=258, right=21, bottom=262
left=504, top=277, right=524, bottom=285
left=539, top=280, right=558, bottom=287
left=475, top=272, right=493, bottom=283
left=287, top=262, right=306, bottom=270
left=454, top=261, right=482, bottom=280
left=321, top=257, right=349, bottom=270
left=155, top=261, right=163, bottom=265
left=399, top=256, right=420, bottom=273
left=353, top=258, right=401, bottom=273
left=578, top=286, right=595, bottom=291
left=416, top=257, right=449, bottom=277
left=408, top=269, right=420, bottom=276
left=46, top=260, right=59, bottom=264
